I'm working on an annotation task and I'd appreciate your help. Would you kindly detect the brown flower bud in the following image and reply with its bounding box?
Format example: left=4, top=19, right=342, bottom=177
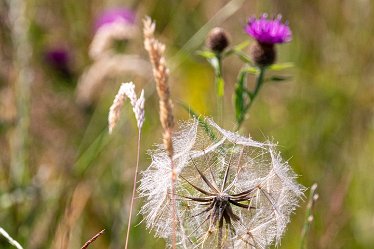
left=250, top=41, right=276, bottom=67
left=206, top=27, right=230, bottom=53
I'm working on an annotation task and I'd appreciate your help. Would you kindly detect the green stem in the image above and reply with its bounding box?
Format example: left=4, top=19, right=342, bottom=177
left=214, top=54, right=225, bottom=126
left=236, top=67, right=266, bottom=131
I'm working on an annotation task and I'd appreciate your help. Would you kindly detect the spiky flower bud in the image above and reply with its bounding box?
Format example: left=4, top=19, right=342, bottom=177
left=206, top=27, right=230, bottom=54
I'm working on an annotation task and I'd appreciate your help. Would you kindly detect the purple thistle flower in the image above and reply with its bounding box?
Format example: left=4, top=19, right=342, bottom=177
left=44, top=47, right=72, bottom=77
left=246, top=14, right=292, bottom=44
left=94, top=8, right=135, bottom=31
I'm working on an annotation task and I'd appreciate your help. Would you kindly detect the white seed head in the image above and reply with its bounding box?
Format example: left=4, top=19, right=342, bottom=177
left=108, top=82, right=145, bottom=133
left=139, top=118, right=305, bottom=248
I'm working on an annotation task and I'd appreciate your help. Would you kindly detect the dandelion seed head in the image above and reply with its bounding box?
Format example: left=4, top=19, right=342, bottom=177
left=139, top=118, right=304, bottom=248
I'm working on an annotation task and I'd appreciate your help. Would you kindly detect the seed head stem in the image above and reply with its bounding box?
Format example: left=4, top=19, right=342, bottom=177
left=124, top=129, right=142, bottom=249
left=171, top=160, right=177, bottom=249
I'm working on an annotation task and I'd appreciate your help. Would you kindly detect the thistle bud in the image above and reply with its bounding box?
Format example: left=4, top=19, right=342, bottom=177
left=206, top=27, right=229, bottom=54
left=250, top=41, right=276, bottom=67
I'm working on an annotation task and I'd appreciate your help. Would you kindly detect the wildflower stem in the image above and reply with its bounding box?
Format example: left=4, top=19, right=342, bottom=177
left=300, top=183, right=319, bottom=249
left=124, top=129, right=142, bottom=249
left=212, top=54, right=225, bottom=126
left=236, top=67, right=266, bottom=131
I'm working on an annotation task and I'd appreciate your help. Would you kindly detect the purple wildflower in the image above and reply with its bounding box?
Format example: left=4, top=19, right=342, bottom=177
left=45, top=47, right=72, bottom=77
left=94, top=8, right=135, bottom=31
left=246, top=14, right=292, bottom=44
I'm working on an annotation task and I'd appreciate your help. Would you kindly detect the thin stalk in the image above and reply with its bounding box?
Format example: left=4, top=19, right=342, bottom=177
left=236, top=67, right=266, bottom=131
left=81, top=229, right=105, bottom=249
left=300, top=183, right=319, bottom=249
left=0, top=227, right=23, bottom=249
left=124, top=129, right=142, bottom=249
left=171, top=158, right=177, bottom=249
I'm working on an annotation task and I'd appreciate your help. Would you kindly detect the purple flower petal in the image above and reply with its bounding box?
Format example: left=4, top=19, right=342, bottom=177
left=94, top=8, right=135, bottom=31
left=245, top=14, right=292, bottom=44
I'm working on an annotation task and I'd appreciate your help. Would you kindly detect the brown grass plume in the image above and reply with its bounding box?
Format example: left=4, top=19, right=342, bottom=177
left=143, top=17, right=174, bottom=157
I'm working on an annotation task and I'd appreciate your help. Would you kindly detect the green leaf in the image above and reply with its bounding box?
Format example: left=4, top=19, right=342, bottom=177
left=223, top=40, right=250, bottom=56
left=208, top=56, right=225, bottom=97
left=196, top=50, right=216, bottom=59
left=222, top=41, right=253, bottom=64
left=233, top=40, right=250, bottom=51
left=178, top=102, right=217, bottom=141
left=234, top=51, right=253, bottom=65
left=243, top=66, right=259, bottom=75
left=267, top=75, right=291, bottom=82
left=234, top=69, right=248, bottom=125
left=268, top=62, right=294, bottom=71
left=208, top=56, right=219, bottom=69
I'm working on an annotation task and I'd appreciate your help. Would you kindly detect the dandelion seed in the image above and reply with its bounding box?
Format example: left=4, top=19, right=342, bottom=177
left=139, top=118, right=304, bottom=248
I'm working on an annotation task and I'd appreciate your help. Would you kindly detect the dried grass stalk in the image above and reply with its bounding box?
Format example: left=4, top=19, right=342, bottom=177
left=108, top=82, right=145, bottom=133
left=143, top=16, right=177, bottom=249
left=52, top=182, right=92, bottom=249
left=80, top=229, right=105, bottom=249
left=143, top=16, right=174, bottom=157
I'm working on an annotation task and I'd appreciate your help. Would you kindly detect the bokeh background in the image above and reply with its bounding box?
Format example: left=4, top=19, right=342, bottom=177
left=0, top=0, right=373, bottom=248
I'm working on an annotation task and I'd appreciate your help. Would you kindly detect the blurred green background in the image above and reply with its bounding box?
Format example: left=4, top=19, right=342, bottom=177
left=0, top=0, right=373, bottom=248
